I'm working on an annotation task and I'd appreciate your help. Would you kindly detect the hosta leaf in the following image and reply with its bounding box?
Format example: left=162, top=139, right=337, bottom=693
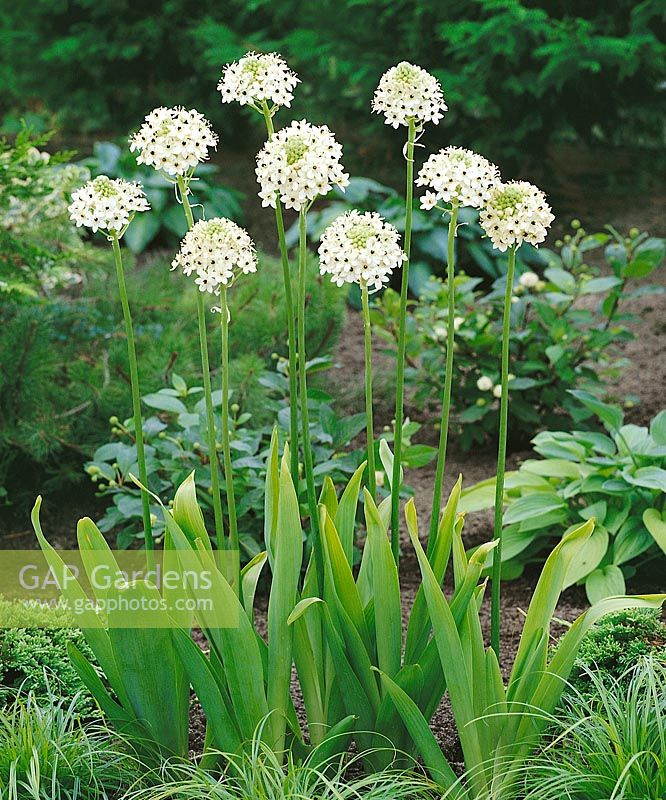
left=643, top=508, right=666, bottom=556
left=504, top=493, right=566, bottom=525
left=585, top=565, right=625, bottom=604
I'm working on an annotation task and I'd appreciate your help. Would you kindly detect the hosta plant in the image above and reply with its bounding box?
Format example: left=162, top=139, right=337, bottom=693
left=459, top=393, right=666, bottom=600
left=372, top=222, right=665, bottom=450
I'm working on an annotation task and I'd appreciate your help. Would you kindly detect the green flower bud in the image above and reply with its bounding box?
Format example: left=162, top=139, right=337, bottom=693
left=231, top=403, right=240, bottom=414
left=629, top=227, right=639, bottom=239
left=109, top=415, right=119, bottom=426
left=555, top=239, right=563, bottom=248
left=571, top=219, right=581, bottom=229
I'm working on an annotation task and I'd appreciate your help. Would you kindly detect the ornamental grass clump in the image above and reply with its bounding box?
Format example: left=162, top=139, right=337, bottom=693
left=68, top=175, right=155, bottom=565
left=372, top=61, right=447, bottom=560
left=319, top=210, right=405, bottom=499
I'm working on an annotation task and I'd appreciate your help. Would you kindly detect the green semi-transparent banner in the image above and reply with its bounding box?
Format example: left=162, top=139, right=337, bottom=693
left=0, top=550, right=240, bottom=629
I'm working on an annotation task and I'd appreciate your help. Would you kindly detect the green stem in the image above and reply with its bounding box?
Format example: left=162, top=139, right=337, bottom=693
left=220, top=287, right=239, bottom=590
left=427, top=202, right=459, bottom=553
left=361, top=282, right=376, bottom=501
left=111, top=236, right=154, bottom=570
left=298, top=208, right=322, bottom=588
left=261, top=103, right=300, bottom=485
left=390, top=118, right=416, bottom=563
left=490, top=244, right=517, bottom=656
left=177, top=175, right=225, bottom=553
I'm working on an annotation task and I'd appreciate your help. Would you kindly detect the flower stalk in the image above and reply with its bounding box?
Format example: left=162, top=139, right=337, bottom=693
left=490, top=243, right=517, bottom=654
left=219, top=287, right=240, bottom=590
left=260, top=101, right=299, bottom=486
left=361, top=281, right=376, bottom=500
left=298, top=207, right=323, bottom=586
left=176, top=174, right=225, bottom=556
left=427, top=201, right=459, bottom=552
left=390, top=117, right=417, bottom=562
left=110, top=234, right=154, bottom=570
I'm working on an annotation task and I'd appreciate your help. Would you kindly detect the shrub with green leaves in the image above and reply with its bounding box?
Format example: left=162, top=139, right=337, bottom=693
left=0, top=598, right=96, bottom=715
left=373, top=223, right=665, bottom=449
left=85, top=366, right=368, bottom=558
left=460, top=394, right=666, bottom=599
left=80, top=141, right=243, bottom=253
left=569, top=608, right=666, bottom=695
left=523, top=657, right=666, bottom=800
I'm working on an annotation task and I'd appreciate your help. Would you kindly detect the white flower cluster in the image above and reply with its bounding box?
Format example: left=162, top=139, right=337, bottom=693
left=129, top=107, right=218, bottom=176
left=318, top=211, right=405, bottom=291
left=256, top=120, right=349, bottom=211
left=417, top=147, right=500, bottom=210
left=480, top=181, right=554, bottom=252
left=171, top=218, right=257, bottom=294
left=372, top=61, right=447, bottom=128
left=519, top=271, right=539, bottom=288
left=68, top=176, right=149, bottom=233
left=218, top=52, right=299, bottom=108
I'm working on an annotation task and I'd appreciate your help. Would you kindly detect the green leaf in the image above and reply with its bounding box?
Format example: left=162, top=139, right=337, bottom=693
left=649, top=410, right=666, bottom=445
left=123, top=214, right=160, bottom=254
left=580, top=276, right=623, bottom=294
left=568, top=390, right=623, bottom=432
left=624, top=466, right=666, bottom=492
left=585, top=565, right=625, bottom=604
left=544, top=266, right=575, bottom=294
left=504, top=493, right=566, bottom=525
left=563, top=528, right=608, bottom=588
left=643, top=508, right=666, bottom=556
left=142, top=393, right=188, bottom=414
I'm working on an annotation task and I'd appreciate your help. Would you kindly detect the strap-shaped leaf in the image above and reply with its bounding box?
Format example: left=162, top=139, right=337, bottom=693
left=263, top=429, right=280, bottom=568
left=173, top=471, right=213, bottom=552
left=378, top=670, right=465, bottom=796
left=240, top=551, right=268, bottom=622
left=267, top=450, right=304, bottom=753
left=364, top=489, right=401, bottom=679
left=334, top=460, right=366, bottom=565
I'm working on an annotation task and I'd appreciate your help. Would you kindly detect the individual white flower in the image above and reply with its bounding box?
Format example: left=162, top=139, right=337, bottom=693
left=480, top=181, right=554, bottom=252
left=417, top=147, right=500, bottom=209
left=68, top=176, right=149, bottom=234
left=171, top=218, right=257, bottom=294
left=519, top=270, right=539, bottom=289
left=129, top=107, right=218, bottom=176
left=256, top=120, right=349, bottom=211
left=493, top=385, right=503, bottom=398
left=218, top=52, right=299, bottom=108
left=476, top=376, right=493, bottom=392
left=372, top=61, right=447, bottom=129
left=318, top=211, right=405, bottom=291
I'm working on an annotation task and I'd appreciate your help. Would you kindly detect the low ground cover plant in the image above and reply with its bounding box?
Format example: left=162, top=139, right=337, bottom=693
left=13, top=49, right=665, bottom=800
left=373, top=221, right=665, bottom=449
left=460, top=394, right=666, bottom=599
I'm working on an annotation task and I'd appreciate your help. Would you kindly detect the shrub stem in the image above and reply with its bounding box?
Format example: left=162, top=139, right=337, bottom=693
left=261, top=102, right=300, bottom=485
left=361, top=281, right=376, bottom=501
left=391, top=118, right=416, bottom=562
left=491, top=244, right=517, bottom=655
left=427, top=202, right=459, bottom=553
left=111, top=235, right=154, bottom=570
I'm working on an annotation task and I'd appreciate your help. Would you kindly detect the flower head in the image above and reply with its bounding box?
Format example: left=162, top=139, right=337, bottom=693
left=476, top=376, right=493, bottom=392
left=171, top=218, right=257, bottom=294
left=218, top=52, right=299, bottom=108
left=318, top=211, right=405, bottom=291
left=256, top=120, right=348, bottom=210
left=129, top=107, right=218, bottom=176
left=519, top=270, right=539, bottom=289
left=372, top=62, right=447, bottom=129
left=417, top=147, right=500, bottom=209
left=68, top=176, right=149, bottom=234
left=480, top=181, right=554, bottom=252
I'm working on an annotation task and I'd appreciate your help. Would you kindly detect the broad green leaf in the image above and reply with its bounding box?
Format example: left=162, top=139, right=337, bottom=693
left=563, top=527, right=608, bottom=588
left=623, top=466, right=666, bottom=492
left=649, top=410, right=666, bottom=445
left=568, top=390, right=623, bottom=432
left=142, top=392, right=188, bottom=414
left=521, top=458, right=580, bottom=480
left=643, top=508, right=666, bottom=556
left=585, top=565, right=625, bottom=603
left=580, top=276, right=622, bottom=294
left=504, top=492, right=565, bottom=525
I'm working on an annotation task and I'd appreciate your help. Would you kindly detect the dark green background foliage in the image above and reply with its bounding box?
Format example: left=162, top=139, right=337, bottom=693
left=1, top=1, right=664, bottom=164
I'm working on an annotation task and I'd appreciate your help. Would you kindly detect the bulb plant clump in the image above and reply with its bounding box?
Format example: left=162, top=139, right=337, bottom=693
left=25, top=50, right=664, bottom=800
